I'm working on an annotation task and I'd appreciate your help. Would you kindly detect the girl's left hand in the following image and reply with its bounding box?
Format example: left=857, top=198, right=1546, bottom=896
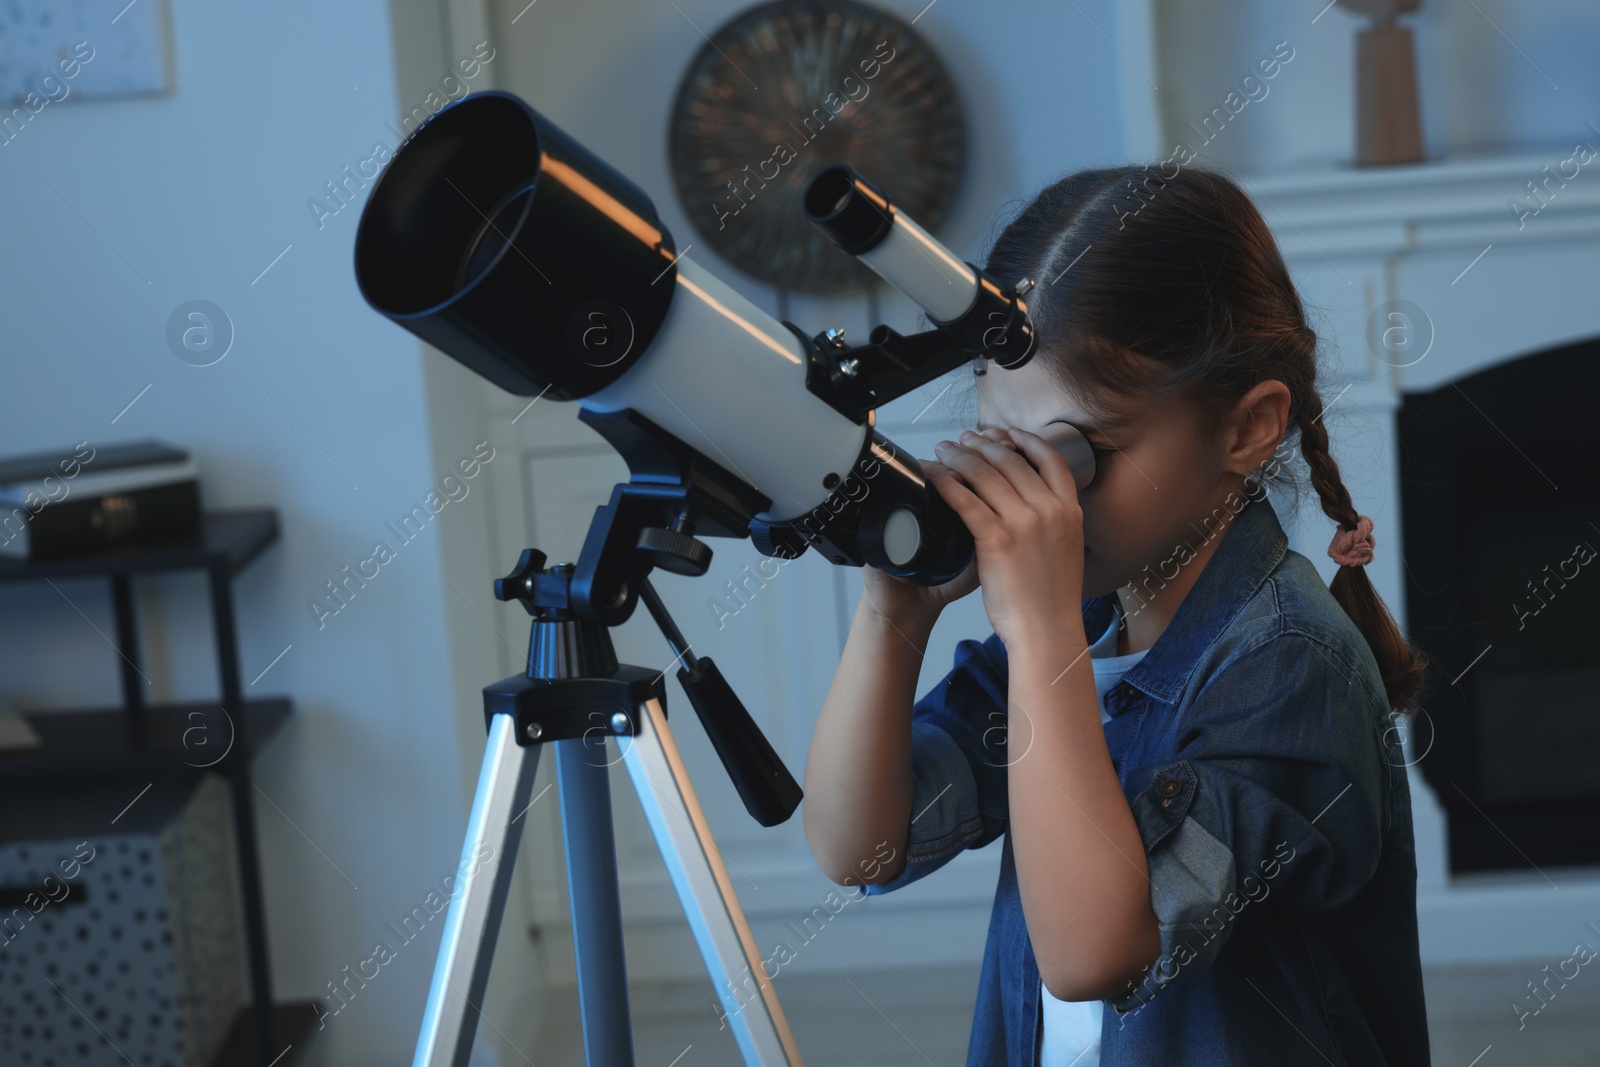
left=928, top=427, right=1086, bottom=649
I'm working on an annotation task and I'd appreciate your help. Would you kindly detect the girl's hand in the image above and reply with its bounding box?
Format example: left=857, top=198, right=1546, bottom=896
left=927, top=427, right=1086, bottom=649
left=862, top=459, right=981, bottom=626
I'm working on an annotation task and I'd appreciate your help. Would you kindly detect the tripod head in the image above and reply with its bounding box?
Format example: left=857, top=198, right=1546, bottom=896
left=487, top=425, right=803, bottom=828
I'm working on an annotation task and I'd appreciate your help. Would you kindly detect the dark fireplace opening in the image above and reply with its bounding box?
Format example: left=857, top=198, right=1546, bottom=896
left=1398, top=337, right=1600, bottom=876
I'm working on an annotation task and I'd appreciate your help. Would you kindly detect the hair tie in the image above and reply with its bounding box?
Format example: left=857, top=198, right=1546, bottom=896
left=1328, top=515, right=1375, bottom=568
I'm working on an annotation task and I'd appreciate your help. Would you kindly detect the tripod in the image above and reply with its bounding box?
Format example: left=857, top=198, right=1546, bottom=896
left=413, top=409, right=809, bottom=1066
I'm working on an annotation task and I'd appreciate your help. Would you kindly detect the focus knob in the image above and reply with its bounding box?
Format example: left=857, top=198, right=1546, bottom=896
left=749, top=520, right=811, bottom=561
left=637, top=526, right=713, bottom=576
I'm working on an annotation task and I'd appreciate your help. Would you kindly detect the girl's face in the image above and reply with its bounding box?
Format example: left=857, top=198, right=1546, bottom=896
left=972, top=353, right=1240, bottom=599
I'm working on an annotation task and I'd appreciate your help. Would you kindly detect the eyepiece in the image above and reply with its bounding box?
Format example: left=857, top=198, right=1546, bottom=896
left=804, top=163, right=978, bottom=323
left=804, top=165, right=894, bottom=255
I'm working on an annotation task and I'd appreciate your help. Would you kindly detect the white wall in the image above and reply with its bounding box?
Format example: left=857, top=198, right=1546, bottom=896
left=1153, top=0, right=1600, bottom=174
left=0, top=2, right=507, bottom=1064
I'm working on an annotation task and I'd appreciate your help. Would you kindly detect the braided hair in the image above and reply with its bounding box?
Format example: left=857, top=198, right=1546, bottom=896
left=981, top=163, right=1427, bottom=714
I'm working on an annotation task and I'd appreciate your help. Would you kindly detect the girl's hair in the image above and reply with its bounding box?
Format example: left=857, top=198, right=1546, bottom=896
left=983, top=164, right=1427, bottom=715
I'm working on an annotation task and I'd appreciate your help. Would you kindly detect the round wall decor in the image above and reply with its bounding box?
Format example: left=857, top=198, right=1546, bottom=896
left=668, top=0, right=967, bottom=294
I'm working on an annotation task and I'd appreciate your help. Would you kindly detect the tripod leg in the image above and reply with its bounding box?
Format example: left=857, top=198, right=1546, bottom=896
left=414, top=713, right=540, bottom=1067
left=620, top=697, right=805, bottom=1065
left=555, top=736, right=635, bottom=1064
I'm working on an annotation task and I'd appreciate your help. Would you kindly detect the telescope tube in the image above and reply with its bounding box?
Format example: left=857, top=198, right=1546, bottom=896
left=355, top=92, right=987, bottom=584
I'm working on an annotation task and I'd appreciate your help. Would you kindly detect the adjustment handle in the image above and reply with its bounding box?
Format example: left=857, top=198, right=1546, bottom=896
left=637, top=526, right=713, bottom=576
left=494, top=548, right=547, bottom=606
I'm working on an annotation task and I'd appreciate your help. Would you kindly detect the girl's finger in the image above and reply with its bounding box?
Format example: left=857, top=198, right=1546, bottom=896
left=953, top=430, right=1058, bottom=509
left=1005, top=427, right=1080, bottom=504
left=933, top=439, right=1020, bottom=514
left=926, top=462, right=999, bottom=536
left=975, top=428, right=1024, bottom=458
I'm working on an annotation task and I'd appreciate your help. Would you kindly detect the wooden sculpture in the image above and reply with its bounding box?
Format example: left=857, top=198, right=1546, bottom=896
left=1337, top=0, right=1425, bottom=165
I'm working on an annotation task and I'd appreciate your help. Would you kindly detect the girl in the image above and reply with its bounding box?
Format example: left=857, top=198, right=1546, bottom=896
left=802, top=166, right=1431, bottom=1066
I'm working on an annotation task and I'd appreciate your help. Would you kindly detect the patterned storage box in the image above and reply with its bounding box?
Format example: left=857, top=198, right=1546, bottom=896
left=0, top=773, right=246, bottom=1066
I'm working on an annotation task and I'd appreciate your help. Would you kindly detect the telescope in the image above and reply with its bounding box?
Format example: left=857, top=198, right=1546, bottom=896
left=352, top=90, right=1094, bottom=1066
left=355, top=92, right=1096, bottom=610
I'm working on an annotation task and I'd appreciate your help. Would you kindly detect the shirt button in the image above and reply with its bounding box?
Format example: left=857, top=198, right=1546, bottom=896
left=1158, top=779, right=1181, bottom=799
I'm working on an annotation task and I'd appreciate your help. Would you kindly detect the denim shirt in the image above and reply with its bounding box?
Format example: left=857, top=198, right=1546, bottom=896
left=861, top=495, right=1431, bottom=1066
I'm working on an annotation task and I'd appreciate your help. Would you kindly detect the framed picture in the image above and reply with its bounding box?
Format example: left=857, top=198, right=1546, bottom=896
left=0, top=0, right=173, bottom=104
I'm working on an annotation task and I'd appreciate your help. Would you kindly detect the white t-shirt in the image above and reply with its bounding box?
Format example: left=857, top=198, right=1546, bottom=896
left=1037, top=606, right=1150, bottom=1067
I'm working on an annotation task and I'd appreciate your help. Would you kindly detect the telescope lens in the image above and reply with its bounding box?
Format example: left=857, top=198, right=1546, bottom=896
left=455, top=187, right=535, bottom=295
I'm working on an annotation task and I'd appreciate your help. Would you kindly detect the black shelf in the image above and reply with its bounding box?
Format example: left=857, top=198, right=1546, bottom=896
left=0, top=509, right=279, bottom=582
left=0, top=698, right=291, bottom=788
left=0, top=507, right=294, bottom=1067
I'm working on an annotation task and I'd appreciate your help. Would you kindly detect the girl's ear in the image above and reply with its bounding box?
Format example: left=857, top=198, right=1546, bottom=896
left=1225, top=380, right=1291, bottom=476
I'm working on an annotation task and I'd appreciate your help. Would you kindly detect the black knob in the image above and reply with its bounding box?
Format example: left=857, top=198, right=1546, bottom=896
left=637, top=526, right=713, bottom=576
left=494, top=548, right=547, bottom=604
left=749, top=520, right=810, bottom=561
left=496, top=550, right=575, bottom=617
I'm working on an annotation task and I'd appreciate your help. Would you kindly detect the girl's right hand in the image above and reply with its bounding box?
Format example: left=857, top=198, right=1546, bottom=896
left=861, top=457, right=980, bottom=625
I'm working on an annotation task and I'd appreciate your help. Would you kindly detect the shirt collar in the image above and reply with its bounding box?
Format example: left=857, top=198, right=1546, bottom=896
left=1082, top=491, right=1287, bottom=708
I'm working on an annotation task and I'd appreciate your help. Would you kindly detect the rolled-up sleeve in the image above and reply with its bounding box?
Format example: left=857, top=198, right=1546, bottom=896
left=862, top=633, right=1012, bottom=895
left=1107, top=632, right=1388, bottom=1014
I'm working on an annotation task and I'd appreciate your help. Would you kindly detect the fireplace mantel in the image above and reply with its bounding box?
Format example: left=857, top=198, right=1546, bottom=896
left=1251, top=147, right=1600, bottom=240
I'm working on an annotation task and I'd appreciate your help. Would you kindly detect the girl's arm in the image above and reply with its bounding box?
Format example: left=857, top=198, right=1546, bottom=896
left=1006, top=620, right=1161, bottom=1001
left=929, top=428, right=1159, bottom=1001
left=801, top=581, right=937, bottom=887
